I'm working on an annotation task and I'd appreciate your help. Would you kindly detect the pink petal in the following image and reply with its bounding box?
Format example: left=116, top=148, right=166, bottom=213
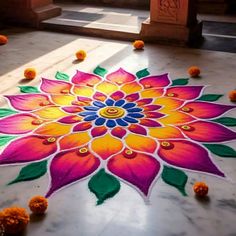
left=111, top=127, right=127, bottom=139
left=106, top=68, right=135, bottom=85
left=136, top=98, right=153, bottom=106
left=165, top=86, right=204, bottom=100
left=58, top=115, right=82, bottom=124
left=180, top=101, right=236, bottom=119
left=73, top=122, right=92, bottom=132
left=0, top=135, right=57, bottom=164
left=158, top=139, right=225, bottom=177
left=62, top=106, right=83, bottom=113
left=40, top=78, right=72, bottom=94
left=46, top=148, right=100, bottom=197
left=93, top=91, right=107, bottom=102
left=125, top=93, right=140, bottom=102
left=143, top=105, right=162, bottom=111
left=5, top=94, right=51, bottom=111
left=72, top=70, right=101, bottom=86
left=110, top=91, right=125, bottom=101
left=128, top=124, right=147, bottom=135
left=140, top=118, right=162, bottom=127
left=144, top=111, right=165, bottom=119
left=177, top=121, right=236, bottom=142
left=108, top=150, right=161, bottom=195
left=139, top=73, right=171, bottom=88
left=91, top=126, right=107, bottom=137
left=0, top=114, right=45, bottom=134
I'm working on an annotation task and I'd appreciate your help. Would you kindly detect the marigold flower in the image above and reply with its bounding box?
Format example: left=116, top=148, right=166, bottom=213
left=229, top=90, right=236, bottom=102
left=0, top=207, right=29, bottom=234
left=0, top=35, right=8, bottom=45
left=193, top=182, right=209, bottom=197
left=76, top=50, right=87, bottom=60
left=188, top=66, right=200, bottom=77
left=133, top=40, right=144, bottom=50
left=29, top=196, right=48, bottom=214
left=24, top=68, right=37, bottom=80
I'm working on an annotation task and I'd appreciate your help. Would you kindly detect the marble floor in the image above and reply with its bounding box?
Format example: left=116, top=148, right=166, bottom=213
left=0, top=28, right=236, bottom=236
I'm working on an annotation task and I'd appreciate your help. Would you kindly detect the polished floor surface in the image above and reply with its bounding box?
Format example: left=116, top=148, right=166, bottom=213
left=0, top=27, right=236, bottom=236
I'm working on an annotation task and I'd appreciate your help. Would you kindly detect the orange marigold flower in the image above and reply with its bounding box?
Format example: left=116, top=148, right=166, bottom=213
left=0, top=35, right=8, bottom=45
left=76, top=50, right=87, bottom=60
left=29, top=196, right=48, bottom=214
left=229, top=90, right=236, bottom=102
left=193, top=182, right=209, bottom=197
left=0, top=207, right=30, bottom=234
left=133, top=40, right=144, bottom=50
left=24, top=68, right=37, bottom=80
left=188, top=66, right=201, bottom=78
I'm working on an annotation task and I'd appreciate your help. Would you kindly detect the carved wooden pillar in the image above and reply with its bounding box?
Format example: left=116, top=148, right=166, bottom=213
left=141, top=0, right=202, bottom=44
left=0, top=0, right=61, bottom=27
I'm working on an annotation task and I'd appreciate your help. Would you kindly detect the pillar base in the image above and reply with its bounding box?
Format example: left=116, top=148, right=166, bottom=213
left=140, top=18, right=202, bottom=45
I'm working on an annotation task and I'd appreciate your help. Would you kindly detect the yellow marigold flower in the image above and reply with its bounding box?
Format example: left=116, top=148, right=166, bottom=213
left=24, top=68, right=37, bottom=80
left=188, top=66, right=201, bottom=78
left=0, top=207, right=30, bottom=234
left=29, top=196, right=48, bottom=214
left=76, top=50, right=87, bottom=60
left=133, top=40, right=144, bottom=50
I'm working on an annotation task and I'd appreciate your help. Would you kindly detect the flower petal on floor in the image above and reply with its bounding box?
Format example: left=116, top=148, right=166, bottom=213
left=72, top=70, right=102, bottom=86
left=106, top=68, right=136, bottom=84
left=139, top=73, right=171, bottom=88
left=40, top=78, right=72, bottom=94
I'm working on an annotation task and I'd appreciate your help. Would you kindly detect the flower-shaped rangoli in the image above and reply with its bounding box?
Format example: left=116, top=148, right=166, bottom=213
left=0, top=68, right=236, bottom=204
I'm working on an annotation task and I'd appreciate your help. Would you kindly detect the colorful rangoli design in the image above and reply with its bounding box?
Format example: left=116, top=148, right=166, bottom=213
left=0, top=67, right=236, bottom=204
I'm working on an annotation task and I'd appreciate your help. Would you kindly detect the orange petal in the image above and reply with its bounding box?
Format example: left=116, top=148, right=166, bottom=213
left=96, top=81, right=118, bottom=95
left=33, top=106, right=68, bottom=119
left=125, top=134, right=157, bottom=153
left=149, top=126, right=185, bottom=139
left=90, top=134, right=123, bottom=160
left=153, top=97, right=184, bottom=112
left=158, top=111, right=195, bottom=125
left=51, top=95, right=76, bottom=106
left=121, top=81, right=142, bottom=94
left=140, top=88, right=163, bottom=98
left=59, top=132, right=91, bottom=150
left=34, top=122, right=72, bottom=136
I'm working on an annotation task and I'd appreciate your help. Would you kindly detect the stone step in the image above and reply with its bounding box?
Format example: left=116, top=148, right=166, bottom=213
left=41, top=10, right=143, bottom=40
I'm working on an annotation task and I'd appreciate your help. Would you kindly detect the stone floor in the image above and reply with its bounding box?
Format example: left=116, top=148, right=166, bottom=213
left=0, top=27, right=236, bottom=236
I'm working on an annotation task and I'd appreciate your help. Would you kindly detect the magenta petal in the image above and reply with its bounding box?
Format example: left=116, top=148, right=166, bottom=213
left=72, top=70, right=101, bottom=86
left=145, top=112, right=165, bottom=119
left=178, top=121, right=236, bottom=142
left=110, top=91, right=125, bottom=101
left=0, top=135, right=57, bottom=164
left=0, top=114, right=40, bottom=134
left=158, top=139, right=225, bottom=177
left=77, top=96, right=92, bottom=103
left=58, top=115, right=81, bottom=124
left=93, top=91, right=107, bottom=102
left=5, top=94, right=50, bottom=111
left=165, top=86, right=204, bottom=100
left=180, top=101, right=236, bottom=119
left=40, top=78, right=72, bottom=94
left=91, top=126, right=107, bottom=137
left=125, top=93, right=140, bottom=102
left=140, top=73, right=171, bottom=88
left=62, top=106, right=83, bottom=113
left=73, top=122, right=92, bottom=132
left=143, top=105, right=162, bottom=111
left=108, top=151, right=161, bottom=195
left=46, top=149, right=100, bottom=197
left=136, top=98, right=153, bottom=106
left=111, top=127, right=127, bottom=139
left=140, top=119, right=162, bottom=127
left=106, top=68, right=135, bottom=84
left=128, top=124, right=147, bottom=135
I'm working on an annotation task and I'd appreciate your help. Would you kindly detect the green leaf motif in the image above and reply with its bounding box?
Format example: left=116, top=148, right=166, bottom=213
left=93, top=66, right=108, bottom=77
left=171, top=78, right=189, bottom=86
left=8, top=160, right=48, bottom=185
left=204, top=144, right=236, bottom=158
left=55, top=71, right=70, bottom=81
left=197, top=94, right=223, bottom=102
left=136, top=68, right=150, bottom=79
left=161, top=166, right=188, bottom=196
left=19, top=86, right=40, bottom=94
left=0, top=108, right=18, bottom=118
left=0, top=136, right=16, bottom=147
left=88, top=169, right=120, bottom=205
left=211, top=117, right=236, bottom=127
